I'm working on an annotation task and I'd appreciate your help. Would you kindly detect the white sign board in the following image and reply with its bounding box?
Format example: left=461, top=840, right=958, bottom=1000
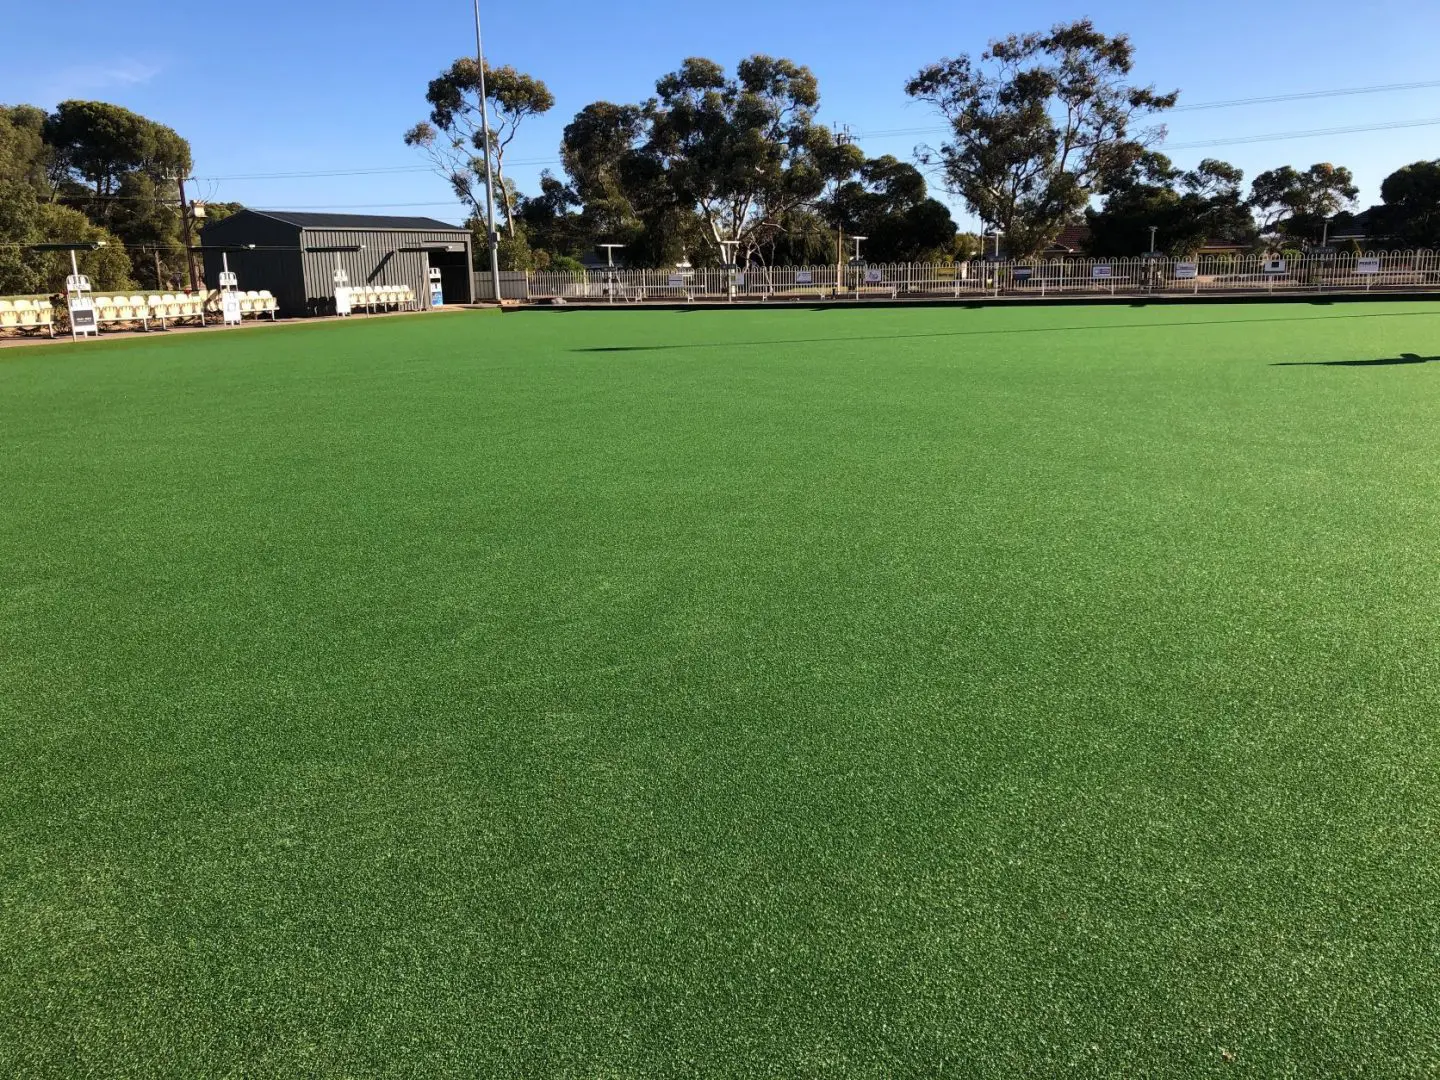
left=67, top=297, right=97, bottom=337
left=221, top=292, right=242, bottom=325
left=863, top=269, right=883, bottom=284
left=334, top=286, right=352, bottom=316
left=734, top=272, right=745, bottom=287
left=795, top=271, right=813, bottom=285
left=1263, top=259, right=1287, bottom=274
left=1174, top=262, right=1198, bottom=280
left=1356, top=257, right=1381, bottom=275
left=667, top=274, right=685, bottom=288
left=1092, top=265, right=1113, bottom=280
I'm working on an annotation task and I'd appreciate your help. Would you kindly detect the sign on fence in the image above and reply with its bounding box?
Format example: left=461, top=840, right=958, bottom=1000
left=1356, top=257, right=1382, bottom=275
left=667, top=274, right=685, bottom=288
left=795, top=271, right=813, bottom=285
left=1092, top=265, right=1113, bottom=280
left=1013, top=266, right=1033, bottom=281
left=935, top=265, right=957, bottom=280
left=1174, top=262, right=1198, bottom=280
left=864, top=269, right=883, bottom=284
left=1263, top=259, right=1287, bottom=274
left=734, top=272, right=745, bottom=287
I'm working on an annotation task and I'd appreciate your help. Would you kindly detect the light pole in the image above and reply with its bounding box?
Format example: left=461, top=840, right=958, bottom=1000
left=472, top=0, right=502, bottom=305
left=719, top=239, right=740, bottom=301
left=848, top=235, right=867, bottom=298
left=1149, top=226, right=1158, bottom=254
left=987, top=226, right=1004, bottom=260
left=598, top=243, right=624, bottom=303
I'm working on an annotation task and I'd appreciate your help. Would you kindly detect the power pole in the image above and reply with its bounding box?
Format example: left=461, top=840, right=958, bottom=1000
left=473, top=0, right=503, bottom=305
left=833, top=124, right=855, bottom=299
left=176, top=176, right=200, bottom=291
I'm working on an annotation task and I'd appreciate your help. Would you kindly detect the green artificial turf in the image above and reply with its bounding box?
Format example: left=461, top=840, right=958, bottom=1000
left=3, top=302, right=1439, bottom=1077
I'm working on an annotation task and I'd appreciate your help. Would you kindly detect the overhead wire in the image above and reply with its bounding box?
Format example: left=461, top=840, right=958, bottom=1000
left=183, top=79, right=1440, bottom=185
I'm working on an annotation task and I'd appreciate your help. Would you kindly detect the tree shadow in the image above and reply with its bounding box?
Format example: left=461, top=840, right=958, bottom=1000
left=1272, top=353, right=1440, bottom=367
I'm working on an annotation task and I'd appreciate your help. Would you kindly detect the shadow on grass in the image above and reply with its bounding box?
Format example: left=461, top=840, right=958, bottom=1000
left=1273, top=353, right=1440, bottom=367
left=573, top=310, right=1440, bottom=354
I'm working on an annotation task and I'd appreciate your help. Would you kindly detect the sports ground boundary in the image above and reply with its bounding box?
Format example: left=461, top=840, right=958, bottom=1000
left=509, top=289, right=1440, bottom=313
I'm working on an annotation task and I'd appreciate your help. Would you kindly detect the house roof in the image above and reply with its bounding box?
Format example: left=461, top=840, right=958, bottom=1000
left=1045, top=224, right=1092, bottom=252
left=247, top=210, right=468, bottom=232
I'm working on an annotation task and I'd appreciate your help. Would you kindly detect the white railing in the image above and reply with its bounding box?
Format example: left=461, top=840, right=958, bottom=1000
left=478, top=251, right=1440, bottom=303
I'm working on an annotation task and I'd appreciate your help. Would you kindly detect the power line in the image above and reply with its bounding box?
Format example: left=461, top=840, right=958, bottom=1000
left=853, top=78, right=1440, bottom=141
left=1173, top=78, right=1440, bottom=112
left=1164, top=115, right=1440, bottom=150
left=207, top=116, right=1440, bottom=206
left=192, top=156, right=560, bottom=182
left=177, top=78, right=1440, bottom=184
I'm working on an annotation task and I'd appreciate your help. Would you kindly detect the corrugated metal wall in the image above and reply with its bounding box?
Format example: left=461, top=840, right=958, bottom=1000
left=198, top=212, right=305, bottom=314
left=299, top=229, right=473, bottom=314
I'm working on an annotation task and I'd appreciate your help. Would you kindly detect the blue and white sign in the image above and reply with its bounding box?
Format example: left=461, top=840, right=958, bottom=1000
left=1356, top=257, right=1381, bottom=275
left=1092, top=265, right=1113, bottom=280
left=795, top=271, right=813, bottom=285
left=1174, top=262, right=1198, bottom=280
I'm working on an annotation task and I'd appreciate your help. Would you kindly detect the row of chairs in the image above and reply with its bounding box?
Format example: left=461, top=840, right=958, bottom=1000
left=84, top=293, right=206, bottom=330
left=348, top=285, right=417, bottom=313
left=204, top=290, right=279, bottom=320
left=0, top=298, right=56, bottom=337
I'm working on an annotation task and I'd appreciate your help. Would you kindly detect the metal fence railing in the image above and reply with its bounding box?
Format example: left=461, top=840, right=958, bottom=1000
left=475, top=251, right=1440, bottom=303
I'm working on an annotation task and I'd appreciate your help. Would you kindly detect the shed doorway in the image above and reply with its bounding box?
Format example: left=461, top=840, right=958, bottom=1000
left=426, top=247, right=473, bottom=306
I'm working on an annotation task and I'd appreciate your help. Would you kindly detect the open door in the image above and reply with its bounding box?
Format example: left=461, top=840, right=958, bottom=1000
left=426, top=247, right=472, bottom=306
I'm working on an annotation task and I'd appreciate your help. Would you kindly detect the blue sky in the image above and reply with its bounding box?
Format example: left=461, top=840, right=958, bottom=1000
left=6, top=0, right=1440, bottom=232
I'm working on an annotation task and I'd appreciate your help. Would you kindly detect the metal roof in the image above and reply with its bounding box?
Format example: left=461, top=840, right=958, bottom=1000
left=248, top=210, right=468, bottom=231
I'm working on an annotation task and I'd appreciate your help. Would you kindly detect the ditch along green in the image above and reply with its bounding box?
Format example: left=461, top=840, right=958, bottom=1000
left=2, top=302, right=1438, bottom=1077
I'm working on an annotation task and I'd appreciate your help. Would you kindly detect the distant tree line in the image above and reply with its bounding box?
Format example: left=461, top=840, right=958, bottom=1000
left=406, top=19, right=1440, bottom=267
left=6, top=21, right=1440, bottom=296
left=0, top=101, right=241, bottom=294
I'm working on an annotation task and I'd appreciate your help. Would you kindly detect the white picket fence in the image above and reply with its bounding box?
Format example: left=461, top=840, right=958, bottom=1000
left=476, top=251, right=1440, bottom=302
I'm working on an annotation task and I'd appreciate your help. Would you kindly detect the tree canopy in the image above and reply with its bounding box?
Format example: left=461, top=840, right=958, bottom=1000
left=543, top=56, right=867, bottom=267
left=906, top=20, right=1177, bottom=257
left=0, top=99, right=242, bottom=293
left=1372, top=160, right=1440, bottom=249
left=1086, top=156, right=1256, bottom=257
left=1, top=103, right=135, bottom=293
left=826, top=156, right=960, bottom=263
left=1248, top=163, right=1357, bottom=247
left=404, top=59, right=554, bottom=239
